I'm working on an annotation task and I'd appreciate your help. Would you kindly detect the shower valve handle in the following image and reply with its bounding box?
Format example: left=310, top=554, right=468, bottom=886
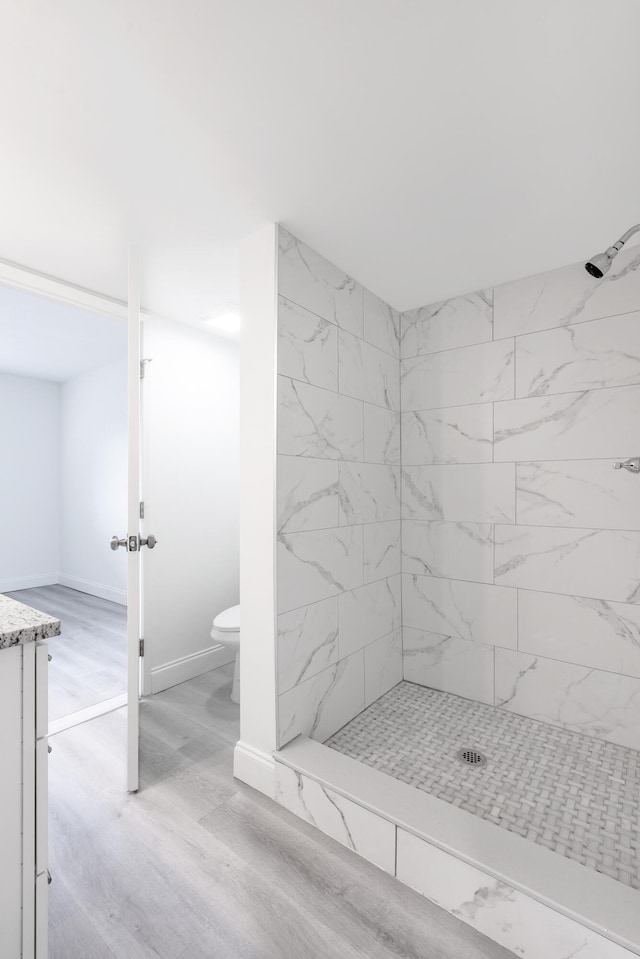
left=613, top=457, right=640, bottom=473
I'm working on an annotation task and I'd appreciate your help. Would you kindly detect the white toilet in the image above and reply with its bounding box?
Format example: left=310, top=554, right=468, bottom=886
left=211, top=604, right=240, bottom=703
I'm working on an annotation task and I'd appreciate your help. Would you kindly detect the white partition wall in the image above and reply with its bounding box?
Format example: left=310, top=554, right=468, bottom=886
left=0, top=374, right=61, bottom=592
left=233, top=224, right=279, bottom=794
left=60, top=358, right=128, bottom=605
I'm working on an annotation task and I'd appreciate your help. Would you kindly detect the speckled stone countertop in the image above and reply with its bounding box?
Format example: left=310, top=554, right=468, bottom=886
left=0, top=594, right=61, bottom=650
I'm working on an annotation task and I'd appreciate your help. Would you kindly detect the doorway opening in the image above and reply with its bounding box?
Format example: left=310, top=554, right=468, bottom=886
left=0, top=281, right=128, bottom=732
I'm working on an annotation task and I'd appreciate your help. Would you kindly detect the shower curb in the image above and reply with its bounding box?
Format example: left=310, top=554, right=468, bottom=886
left=274, top=737, right=640, bottom=959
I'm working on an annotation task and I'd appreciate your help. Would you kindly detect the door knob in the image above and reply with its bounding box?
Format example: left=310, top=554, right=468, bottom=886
left=110, top=536, right=127, bottom=551
left=613, top=457, right=640, bottom=473
left=140, top=534, right=157, bottom=549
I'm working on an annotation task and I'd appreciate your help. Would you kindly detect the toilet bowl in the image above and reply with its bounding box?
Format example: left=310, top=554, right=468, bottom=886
left=211, top=604, right=240, bottom=703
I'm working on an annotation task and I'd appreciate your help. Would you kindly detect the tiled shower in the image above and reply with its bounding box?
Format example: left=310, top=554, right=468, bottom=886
left=274, top=224, right=640, bottom=895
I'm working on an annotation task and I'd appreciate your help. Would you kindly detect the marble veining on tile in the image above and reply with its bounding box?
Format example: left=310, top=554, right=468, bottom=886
left=402, top=573, right=517, bottom=649
left=277, top=597, right=338, bottom=693
left=277, top=525, right=363, bottom=612
left=364, top=405, right=400, bottom=464
left=277, top=376, right=363, bottom=461
left=495, top=648, right=640, bottom=750
left=363, top=288, right=400, bottom=358
left=518, top=589, right=640, bottom=678
left=396, top=830, right=634, bottom=959
left=401, top=339, right=514, bottom=412
left=363, top=521, right=401, bottom=583
left=339, top=330, right=400, bottom=411
left=402, top=520, right=494, bottom=584
left=277, top=455, right=339, bottom=532
left=493, top=245, right=640, bottom=340
left=0, top=593, right=61, bottom=649
left=494, top=384, right=640, bottom=463
left=278, top=648, right=364, bottom=746
left=516, top=460, right=640, bottom=531
left=364, top=629, right=402, bottom=706
left=515, top=312, right=640, bottom=398
left=402, top=464, right=515, bottom=524
left=401, top=288, right=493, bottom=359
left=327, top=681, right=640, bottom=890
left=338, top=462, right=401, bottom=525
left=338, top=575, right=401, bottom=658
left=494, top=524, right=640, bottom=604
left=277, top=295, right=339, bottom=391
left=278, top=226, right=363, bottom=337
left=403, top=628, right=495, bottom=704
left=275, top=764, right=396, bottom=873
left=401, top=404, right=493, bottom=465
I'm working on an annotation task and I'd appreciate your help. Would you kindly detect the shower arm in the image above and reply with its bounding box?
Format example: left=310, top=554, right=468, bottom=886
left=603, top=223, right=640, bottom=258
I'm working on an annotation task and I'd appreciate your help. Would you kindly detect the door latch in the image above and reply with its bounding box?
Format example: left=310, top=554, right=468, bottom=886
left=613, top=457, right=640, bottom=473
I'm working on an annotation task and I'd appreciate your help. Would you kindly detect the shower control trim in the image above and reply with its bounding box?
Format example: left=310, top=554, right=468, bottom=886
left=613, top=457, right=640, bottom=473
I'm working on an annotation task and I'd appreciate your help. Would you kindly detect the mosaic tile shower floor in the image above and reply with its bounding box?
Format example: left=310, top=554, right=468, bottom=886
left=325, top=681, right=640, bottom=889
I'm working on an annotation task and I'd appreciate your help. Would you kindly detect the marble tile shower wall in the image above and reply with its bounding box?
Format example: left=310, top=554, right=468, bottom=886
left=400, top=245, right=640, bottom=750
left=276, top=227, right=403, bottom=746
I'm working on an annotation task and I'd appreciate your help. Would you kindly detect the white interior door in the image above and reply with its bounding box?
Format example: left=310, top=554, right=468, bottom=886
left=127, top=250, right=142, bottom=792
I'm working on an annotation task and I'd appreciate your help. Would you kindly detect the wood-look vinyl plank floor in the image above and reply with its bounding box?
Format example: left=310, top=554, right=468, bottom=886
left=48, top=667, right=513, bottom=959
left=6, top=584, right=126, bottom=721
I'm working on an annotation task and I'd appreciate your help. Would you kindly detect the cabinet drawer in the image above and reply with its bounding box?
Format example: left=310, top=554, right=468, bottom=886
left=36, top=738, right=49, bottom=875
left=35, top=869, right=48, bottom=959
left=35, top=643, right=49, bottom=740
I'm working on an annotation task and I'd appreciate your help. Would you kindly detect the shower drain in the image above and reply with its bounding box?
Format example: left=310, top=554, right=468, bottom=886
left=456, top=748, right=487, bottom=766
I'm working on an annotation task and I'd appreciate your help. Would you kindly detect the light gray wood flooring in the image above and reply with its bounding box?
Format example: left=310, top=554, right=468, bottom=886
left=48, top=665, right=513, bottom=959
left=6, top=585, right=126, bottom=721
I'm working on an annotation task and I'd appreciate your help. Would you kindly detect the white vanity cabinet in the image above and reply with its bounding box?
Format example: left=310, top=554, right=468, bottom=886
left=0, top=593, right=58, bottom=959
left=0, top=641, right=50, bottom=958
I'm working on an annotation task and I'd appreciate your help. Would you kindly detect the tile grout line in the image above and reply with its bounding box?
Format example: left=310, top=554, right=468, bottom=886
left=278, top=291, right=401, bottom=360
left=399, top=302, right=640, bottom=359
left=401, top=569, right=640, bottom=609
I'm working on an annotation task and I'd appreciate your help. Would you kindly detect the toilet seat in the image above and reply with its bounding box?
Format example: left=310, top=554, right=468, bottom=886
left=213, top=604, right=240, bottom=633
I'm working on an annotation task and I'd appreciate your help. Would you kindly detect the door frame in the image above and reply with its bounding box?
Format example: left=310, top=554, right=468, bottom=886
left=0, top=255, right=153, bottom=770
left=0, top=258, right=129, bottom=321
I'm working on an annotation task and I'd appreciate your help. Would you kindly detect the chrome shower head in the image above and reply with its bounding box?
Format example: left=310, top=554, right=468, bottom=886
left=585, top=224, right=640, bottom=279
left=585, top=251, right=614, bottom=278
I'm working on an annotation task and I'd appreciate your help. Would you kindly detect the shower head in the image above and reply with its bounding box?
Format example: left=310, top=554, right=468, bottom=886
left=585, top=224, right=640, bottom=278
left=585, top=252, right=614, bottom=279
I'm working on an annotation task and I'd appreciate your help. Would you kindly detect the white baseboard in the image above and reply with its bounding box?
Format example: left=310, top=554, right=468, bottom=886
left=58, top=574, right=127, bottom=606
left=150, top=644, right=236, bottom=694
left=233, top=741, right=276, bottom=797
left=0, top=573, right=59, bottom=593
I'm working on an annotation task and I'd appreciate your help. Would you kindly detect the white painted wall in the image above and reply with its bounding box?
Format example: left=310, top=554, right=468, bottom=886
left=233, top=224, right=278, bottom=796
left=0, top=374, right=60, bottom=592
left=142, top=315, right=240, bottom=693
left=59, top=358, right=128, bottom=604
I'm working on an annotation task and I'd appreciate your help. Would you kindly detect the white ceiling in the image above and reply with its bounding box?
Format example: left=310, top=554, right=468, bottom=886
left=0, top=1, right=639, bottom=318
left=0, top=285, right=126, bottom=381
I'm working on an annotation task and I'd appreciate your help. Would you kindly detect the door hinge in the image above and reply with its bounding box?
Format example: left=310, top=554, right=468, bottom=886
left=140, top=358, right=152, bottom=379
left=139, top=639, right=145, bottom=657
left=139, top=501, right=145, bottom=519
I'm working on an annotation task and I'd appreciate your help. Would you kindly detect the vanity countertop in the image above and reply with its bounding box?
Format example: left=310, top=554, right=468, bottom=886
left=0, top=594, right=61, bottom=650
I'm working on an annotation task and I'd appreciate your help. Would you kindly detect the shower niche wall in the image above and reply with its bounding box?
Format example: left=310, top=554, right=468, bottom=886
left=272, top=224, right=640, bottom=959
